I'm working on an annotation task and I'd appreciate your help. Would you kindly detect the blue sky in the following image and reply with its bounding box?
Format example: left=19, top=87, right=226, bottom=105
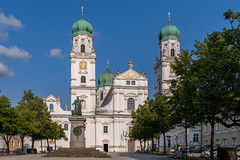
left=0, top=0, right=239, bottom=109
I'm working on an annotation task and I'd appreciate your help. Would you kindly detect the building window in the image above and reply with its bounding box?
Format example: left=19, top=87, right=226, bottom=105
left=64, top=124, right=68, bottom=130
left=100, top=92, right=103, bottom=101
left=193, top=134, right=199, bottom=142
left=18, top=140, right=20, bottom=147
left=81, top=44, right=85, bottom=52
left=159, top=82, right=161, bottom=90
left=216, top=139, right=219, bottom=145
left=12, top=140, right=14, bottom=146
left=223, top=139, right=226, bottom=146
left=126, top=81, right=130, bottom=85
left=131, top=81, right=135, bottom=85
left=232, top=138, right=236, bottom=146
left=127, top=98, right=135, bottom=110
left=171, top=49, right=175, bottom=57
left=81, top=76, right=86, bottom=83
left=216, top=123, right=220, bottom=131
left=205, top=140, right=208, bottom=145
left=205, top=125, right=208, bottom=133
left=49, top=104, right=54, bottom=112
left=103, top=126, right=108, bottom=133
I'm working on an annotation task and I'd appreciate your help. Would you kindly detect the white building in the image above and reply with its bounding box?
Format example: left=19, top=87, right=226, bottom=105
left=26, top=13, right=149, bottom=153
left=69, top=15, right=148, bottom=152
left=0, top=137, right=3, bottom=148
left=154, top=15, right=201, bottom=150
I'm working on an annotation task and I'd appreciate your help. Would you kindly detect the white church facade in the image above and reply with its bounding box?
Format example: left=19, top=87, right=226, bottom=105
left=27, top=13, right=149, bottom=153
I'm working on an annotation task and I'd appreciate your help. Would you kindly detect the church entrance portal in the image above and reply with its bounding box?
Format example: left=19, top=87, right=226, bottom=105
left=128, top=140, right=135, bottom=152
left=103, top=144, right=108, bottom=152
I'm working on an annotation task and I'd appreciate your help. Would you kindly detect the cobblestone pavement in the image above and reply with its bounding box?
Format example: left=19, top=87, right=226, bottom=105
left=0, top=153, right=171, bottom=160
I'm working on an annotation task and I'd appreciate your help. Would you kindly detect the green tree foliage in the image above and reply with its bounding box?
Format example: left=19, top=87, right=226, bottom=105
left=16, top=90, right=52, bottom=149
left=0, top=95, right=18, bottom=153
left=169, top=50, right=200, bottom=156
left=130, top=98, right=156, bottom=151
left=168, top=9, right=240, bottom=159
left=154, top=95, right=171, bottom=154
left=130, top=96, right=171, bottom=153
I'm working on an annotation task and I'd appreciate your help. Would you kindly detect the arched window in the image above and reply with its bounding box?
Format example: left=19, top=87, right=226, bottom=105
left=171, top=49, right=175, bottom=57
left=81, top=44, right=85, bottom=52
left=127, top=98, right=135, bottom=110
left=81, top=76, right=86, bottom=83
left=64, top=124, right=68, bottom=130
left=49, top=104, right=54, bottom=112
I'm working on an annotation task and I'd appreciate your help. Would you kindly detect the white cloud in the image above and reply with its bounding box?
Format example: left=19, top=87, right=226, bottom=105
left=0, top=31, right=8, bottom=41
left=0, top=13, right=23, bottom=28
left=0, top=45, right=32, bottom=61
left=46, top=48, right=64, bottom=58
left=0, top=62, right=15, bottom=77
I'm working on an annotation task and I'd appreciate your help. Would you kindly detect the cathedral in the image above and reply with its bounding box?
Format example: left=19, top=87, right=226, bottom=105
left=37, top=13, right=149, bottom=152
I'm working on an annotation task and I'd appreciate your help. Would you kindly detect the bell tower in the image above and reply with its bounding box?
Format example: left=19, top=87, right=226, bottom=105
left=154, top=12, right=180, bottom=96
left=70, top=7, right=96, bottom=115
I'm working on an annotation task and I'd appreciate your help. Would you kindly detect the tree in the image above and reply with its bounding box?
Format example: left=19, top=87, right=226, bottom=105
left=154, top=95, right=171, bottom=154
left=0, top=95, right=18, bottom=153
left=131, top=98, right=158, bottom=151
left=15, top=102, right=33, bottom=151
left=169, top=50, right=200, bottom=157
left=16, top=90, right=52, bottom=149
left=214, top=9, right=240, bottom=128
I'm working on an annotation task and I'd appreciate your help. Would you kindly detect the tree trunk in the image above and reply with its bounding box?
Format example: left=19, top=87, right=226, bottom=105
left=158, top=135, right=160, bottom=153
left=31, top=137, right=35, bottom=150
left=163, top=132, right=166, bottom=154
left=140, top=140, right=142, bottom=151
left=185, top=126, right=188, bottom=157
left=144, top=140, right=146, bottom=150
left=151, top=136, right=154, bottom=152
left=20, top=135, right=24, bottom=152
left=41, top=140, right=42, bottom=152
left=4, top=135, right=12, bottom=154
left=47, top=139, right=50, bottom=152
left=210, top=122, right=215, bottom=160
left=54, top=139, right=56, bottom=150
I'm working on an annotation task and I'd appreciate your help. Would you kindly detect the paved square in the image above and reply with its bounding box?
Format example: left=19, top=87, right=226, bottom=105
left=0, top=153, right=170, bottom=160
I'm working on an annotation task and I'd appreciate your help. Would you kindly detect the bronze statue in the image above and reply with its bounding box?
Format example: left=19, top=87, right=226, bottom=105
left=72, top=96, right=84, bottom=116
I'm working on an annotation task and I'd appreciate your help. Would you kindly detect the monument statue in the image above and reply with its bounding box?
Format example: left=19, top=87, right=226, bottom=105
left=72, top=96, right=84, bottom=116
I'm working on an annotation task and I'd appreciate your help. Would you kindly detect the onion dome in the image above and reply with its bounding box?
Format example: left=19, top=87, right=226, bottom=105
left=98, top=68, right=115, bottom=87
left=72, top=18, right=93, bottom=36
left=159, top=24, right=180, bottom=41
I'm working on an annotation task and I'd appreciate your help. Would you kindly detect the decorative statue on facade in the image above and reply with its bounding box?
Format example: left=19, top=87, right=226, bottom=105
left=72, top=96, right=84, bottom=116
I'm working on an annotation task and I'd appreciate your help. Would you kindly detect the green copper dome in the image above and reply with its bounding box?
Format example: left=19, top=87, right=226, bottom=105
left=159, top=24, right=180, bottom=41
left=98, top=68, right=115, bottom=87
left=72, top=18, right=93, bottom=36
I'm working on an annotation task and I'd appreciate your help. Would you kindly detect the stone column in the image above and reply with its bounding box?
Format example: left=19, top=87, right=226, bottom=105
left=69, top=117, right=86, bottom=148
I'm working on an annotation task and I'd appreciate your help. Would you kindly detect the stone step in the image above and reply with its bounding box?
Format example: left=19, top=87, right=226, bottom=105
left=45, top=148, right=111, bottom=158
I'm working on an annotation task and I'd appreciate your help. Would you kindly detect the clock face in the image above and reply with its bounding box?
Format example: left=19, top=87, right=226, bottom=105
left=80, top=62, right=87, bottom=69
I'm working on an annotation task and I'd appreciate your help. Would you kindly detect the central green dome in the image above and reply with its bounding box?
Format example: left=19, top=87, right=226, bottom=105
left=98, top=68, right=115, bottom=87
left=72, top=18, right=93, bottom=36
left=159, top=24, right=180, bottom=41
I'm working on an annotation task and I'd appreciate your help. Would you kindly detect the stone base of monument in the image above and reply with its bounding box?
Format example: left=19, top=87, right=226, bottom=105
left=45, top=148, right=111, bottom=158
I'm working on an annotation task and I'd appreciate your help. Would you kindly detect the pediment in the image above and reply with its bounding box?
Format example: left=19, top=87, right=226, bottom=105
left=115, top=69, right=147, bottom=80
left=79, top=94, right=88, bottom=99
left=78, top=70, right=88, bottom=74
left=124, top=93, right=138, bottom=98
left=44, top=94, right=60, bottom=102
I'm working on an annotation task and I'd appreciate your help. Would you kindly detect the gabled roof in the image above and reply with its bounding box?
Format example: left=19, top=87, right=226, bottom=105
left=114, top=69, right=148, bottom=81
left=43, top=94, right=61, bottom=102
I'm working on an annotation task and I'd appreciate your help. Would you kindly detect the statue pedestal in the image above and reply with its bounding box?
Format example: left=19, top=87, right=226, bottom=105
left=69, top=116, right=86, bottom=148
